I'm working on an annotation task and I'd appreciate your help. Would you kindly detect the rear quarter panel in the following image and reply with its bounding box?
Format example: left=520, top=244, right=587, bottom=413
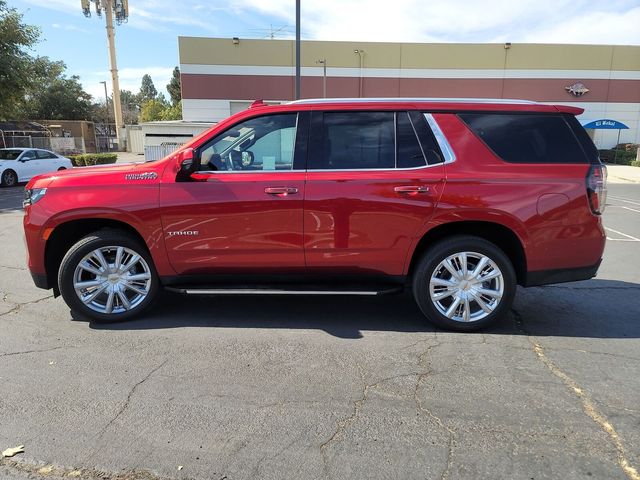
left=426, top=113, right=605, bottom=273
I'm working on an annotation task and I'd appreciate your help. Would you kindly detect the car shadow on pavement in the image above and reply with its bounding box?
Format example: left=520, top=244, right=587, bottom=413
left=84, top=278, right=640, bottom=339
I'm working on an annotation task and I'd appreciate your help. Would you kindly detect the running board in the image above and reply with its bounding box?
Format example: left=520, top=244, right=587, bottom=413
left=166, top=286, right=403, bottom=296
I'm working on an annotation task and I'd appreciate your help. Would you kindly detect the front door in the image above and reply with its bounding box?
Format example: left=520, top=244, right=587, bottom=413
left=160, top=112, right=308, bottom=275
left=17, top=150, right=41, bottom=182
left=303, top=111, right=448, bottom=277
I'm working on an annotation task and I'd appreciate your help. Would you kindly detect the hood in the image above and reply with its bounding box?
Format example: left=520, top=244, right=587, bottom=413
left=27, top=161, right=165, bottom=189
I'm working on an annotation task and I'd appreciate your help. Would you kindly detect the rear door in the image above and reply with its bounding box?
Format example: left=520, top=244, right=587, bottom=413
left=160, top=112, right=309, bottom=275
left=35, top=150, right=61, bottom=175
left=303, top=110, right=448, bottom=276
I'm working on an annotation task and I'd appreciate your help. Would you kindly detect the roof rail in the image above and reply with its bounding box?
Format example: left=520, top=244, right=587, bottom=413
left=287, top=97, right=539, bottom=105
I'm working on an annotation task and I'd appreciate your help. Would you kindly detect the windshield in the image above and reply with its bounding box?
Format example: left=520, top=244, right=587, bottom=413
left=0, top=149, right=22, bottom=160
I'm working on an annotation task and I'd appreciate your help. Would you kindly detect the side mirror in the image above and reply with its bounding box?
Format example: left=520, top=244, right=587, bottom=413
left=176, top=148, right=197, bottom=181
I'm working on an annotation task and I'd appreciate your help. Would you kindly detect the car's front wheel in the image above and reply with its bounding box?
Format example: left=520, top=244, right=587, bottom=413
left=58, top=230, right=159, bottom=322
left=1, top=169, right=18, bottom=187
left=412, top=235, right=516, bottom=331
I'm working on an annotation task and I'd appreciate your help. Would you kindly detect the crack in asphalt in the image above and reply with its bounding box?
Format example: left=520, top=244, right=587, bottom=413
left=0, top=264, right=27, bottom=271
left=319, top=340, right=456, bottom=480
left=318, top=364, right=425, bottom=477
left=0, top=346, right=64, bottom=358
left=84, top=358, right=169, bottom=463
left=413, top=341, right=456, bottom=480
left=512, top=308, right=640, bottom=480
left=0, top=294, right=54, bottom=318
left=319, top=364, right=368, bottom=458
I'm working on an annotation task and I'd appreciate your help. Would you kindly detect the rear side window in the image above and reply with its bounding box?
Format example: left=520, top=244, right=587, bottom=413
left=459, top=113, right=589, bottom=164
left=36, top=150, right=57, bottom=159
left=397, top=112, right=427, bottom=168
left=311, top=112, right=395, bottom=169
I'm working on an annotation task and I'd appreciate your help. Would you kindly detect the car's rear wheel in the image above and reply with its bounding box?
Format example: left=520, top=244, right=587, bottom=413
left=58, top=230, right=159, bottom=322
left=1, top=169, right=18, bottom=187
left=412, top=235, right=516, bottom=331
left=57, top=167, right=66, bottom=171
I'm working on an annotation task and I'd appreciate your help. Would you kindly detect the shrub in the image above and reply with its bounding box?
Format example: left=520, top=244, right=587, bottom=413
left=68, top=153, right=117, bottom=167
left=631, top=160, right=640, bottom=168
left=598, top=149, right=638, bottom=166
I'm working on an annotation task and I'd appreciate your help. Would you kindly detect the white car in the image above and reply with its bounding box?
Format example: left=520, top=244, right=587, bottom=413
left=0, top=148, right=73, bottom=187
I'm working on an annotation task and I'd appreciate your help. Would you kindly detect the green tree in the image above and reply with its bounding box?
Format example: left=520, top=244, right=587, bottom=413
left=167, top=67, right=181, bottom=105
left=139, top=98, right=167, bottom=122
left=0, top=0, right=40, bottom=119
left=139, top=74, right=157, bottom=103
left=160, top=100, right=182, bottom=120
left=20, top=57, right=93, bottom=120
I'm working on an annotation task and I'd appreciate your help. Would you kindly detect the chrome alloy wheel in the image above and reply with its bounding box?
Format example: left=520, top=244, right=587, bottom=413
left=73, top=246, right=152, bottom=314
left=429, top=251, right=504, bottom=323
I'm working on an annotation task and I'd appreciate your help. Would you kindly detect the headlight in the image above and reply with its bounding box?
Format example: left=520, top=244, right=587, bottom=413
left=23, top=188, right=47, bottom=207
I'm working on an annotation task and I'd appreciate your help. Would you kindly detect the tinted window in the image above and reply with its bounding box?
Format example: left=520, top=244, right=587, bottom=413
left=564, top=114, right=600, bottom=164
left=36, top=150, right=57, bottom=159
left=0, top=149, right=22, bottom=160
left=313, top=112, right=394, bottom=170
left=459, top=113, right=588, bottom=164
left=199, top=114, right=297, bottom=171
left=21, top=150, right=36, bottom=160
left=396, top=112, right=426, bottom=168
left=411, top=112, right=445, bottom=165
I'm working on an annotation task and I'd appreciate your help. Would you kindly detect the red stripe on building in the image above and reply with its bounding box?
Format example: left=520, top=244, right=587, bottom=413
left=181, top=74, right=640, bottom=103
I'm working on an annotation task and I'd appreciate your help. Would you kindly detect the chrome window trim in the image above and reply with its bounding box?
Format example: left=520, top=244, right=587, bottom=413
left=424, top=113, right=456, bottom=164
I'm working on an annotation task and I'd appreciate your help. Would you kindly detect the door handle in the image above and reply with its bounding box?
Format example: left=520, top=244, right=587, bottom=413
left=394, top=186, right=430, bottom=195
left=265, top=186, right=299, bottom=196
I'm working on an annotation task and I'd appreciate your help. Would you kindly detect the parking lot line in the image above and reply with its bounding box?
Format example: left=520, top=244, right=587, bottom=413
left=605, top=227, right=640, bottom=242
left=608, top=195, right=640, bottom=207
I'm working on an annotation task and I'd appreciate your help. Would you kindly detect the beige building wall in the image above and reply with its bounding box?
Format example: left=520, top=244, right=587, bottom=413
left=179, top=37, right=640, bottom=148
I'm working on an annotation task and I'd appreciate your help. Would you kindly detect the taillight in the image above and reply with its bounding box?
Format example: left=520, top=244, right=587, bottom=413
left=586, top=164, right=607, bottom=215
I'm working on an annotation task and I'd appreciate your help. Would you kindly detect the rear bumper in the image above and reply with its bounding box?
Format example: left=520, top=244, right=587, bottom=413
left=524, top=259, right=601, bottom=287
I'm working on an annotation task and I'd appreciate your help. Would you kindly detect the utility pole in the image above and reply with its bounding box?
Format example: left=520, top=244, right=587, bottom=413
left=82, top=0, right=127, bottom=149
left=295, top=0, right=301, bottom=99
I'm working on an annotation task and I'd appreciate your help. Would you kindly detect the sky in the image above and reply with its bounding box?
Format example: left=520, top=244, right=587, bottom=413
left=10, top=0, right=640, bottom=102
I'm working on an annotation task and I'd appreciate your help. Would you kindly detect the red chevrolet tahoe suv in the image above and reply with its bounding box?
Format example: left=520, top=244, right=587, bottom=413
left=23, top=99, right=606, bottom=331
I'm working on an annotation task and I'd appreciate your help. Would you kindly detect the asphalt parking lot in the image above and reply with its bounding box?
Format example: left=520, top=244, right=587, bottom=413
left=1, top=179, right=639, bottom=480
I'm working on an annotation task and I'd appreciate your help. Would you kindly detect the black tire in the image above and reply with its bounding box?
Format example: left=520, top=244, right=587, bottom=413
left=1, top=169, right=18, bottom=187
left=57, top=167, right=66, bottom=171
left=412, top=235, right=516, bottom=332
left=58, top=230, right=159, bottom=323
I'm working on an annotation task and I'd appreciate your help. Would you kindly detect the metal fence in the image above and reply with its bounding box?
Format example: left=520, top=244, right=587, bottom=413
left=1, top=135, right=86, bottom=155
left=144, top=143, right=184, bottom=161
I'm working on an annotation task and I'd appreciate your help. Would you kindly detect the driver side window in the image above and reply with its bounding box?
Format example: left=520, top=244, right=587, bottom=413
left=199, top=114, right=297, bottom=172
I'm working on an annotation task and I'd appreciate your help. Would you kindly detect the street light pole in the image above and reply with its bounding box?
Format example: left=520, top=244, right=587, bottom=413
left=354, top=49, right=365, bottom=97
left=295, top=0, right=301, bottom=99
left=316, top=59, right=327, bottom=98
left=99, top=81, right=109, bottom=119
